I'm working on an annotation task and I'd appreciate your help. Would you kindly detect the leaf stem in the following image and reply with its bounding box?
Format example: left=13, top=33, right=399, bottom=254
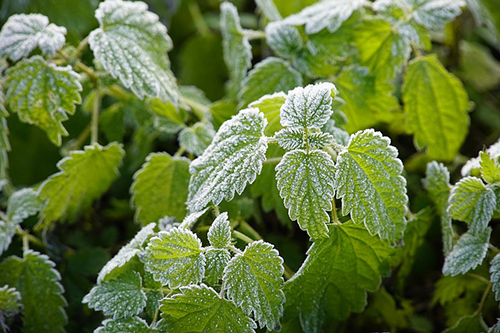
left=232, top=230, right=254, bottom=244
left=263, top=157, right=282, bottom=164
left=489, top=244, right=500, bottom=254
left=242, top=29, right=267, bottom=40
left=91, top=84, right=100, bottom=144
left=238, top=220, right=262, bottom=240
left=189, top=2, right=210, bottom=36
left=478, top=283, right=492, bottom=314
left=149, top=307, right=160, bottom=330
left=74, top=36, right=89, bottom=60
left=331, top=200, right=340, bottom=225
left=174, top=146, right=186, bottom=157
left=57, top=50, right=98, bottom=82
left=15, top=226, right=44, bottom=250
left=213, top=205, right=220, bottom=217
left=469, top=273, right=491, bottom=285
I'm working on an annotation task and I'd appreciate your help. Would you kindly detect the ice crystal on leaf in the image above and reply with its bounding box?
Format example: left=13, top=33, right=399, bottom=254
left=207, top=212, right=232, bottom=248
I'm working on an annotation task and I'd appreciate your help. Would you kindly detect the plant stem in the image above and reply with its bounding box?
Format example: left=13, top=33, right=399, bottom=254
left=74, top=36, right=89, bottom=60
left=15, top=226, right=44, bottom=250
left=478, top=283, right=492, bottom=314
left=213, top=205, right=220, bottom=217
left=149, top=308, right=160, bottom=330
left=242, top=29, right=266, bottom=40
left=331, top=200, right=340, bottom=225
left=469, top=273, right=491, bottom=285
left=91, top=85, right=100, bottom=144
left=189, top=2, right=210, bottom=36
left=57, top=50, right=99, bottom=82
left=233, top=230, right=254, bottom=244
left=263, top=157, right=282, bottom=164
left=174, top=146, right=186, bottom=157
left=489, top=244, right=500, bottom=254
left=238, top=220, right=262, bottom=240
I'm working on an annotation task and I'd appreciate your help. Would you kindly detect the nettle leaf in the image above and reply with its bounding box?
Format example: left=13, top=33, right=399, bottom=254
left=284, top=222, right=393, bottom=332
left=275, top=127, right=304, bottom=151
left=144, top=227, right=205, bottom=288
left=0, top=285, right=21, bottom=315
left=187, top=109, right=268, bottom=212
left=307, top=132, right=335, bottom=149
left=490, top=253, right=500, bottom=301
left=160, top=284, right=256, bottom=333
left=208, top=212, right=232, bottom=248
left=480, top=151, right=500, bottom=183
left=255, top=0, right=282, bottom=21
left=249, top=92, right=286, bottom=136
left=276, top=149, right=336, bottom=239
left=98, top=223, right=156, bottom=282
left=220, top=2, right=252, bottom=98
left=0, top=250, right=67, bottom=333
left=280, top=82, right=335, bottom=129
left=205, top=248, right=231, bottom=285
left=265, top=22, right=302, bottom=59
left=335, top=66, right=399, bottom=132
left=0, top=105, right=10, bottom=179
left=282, top=0, right=364, bottom=34
left=89, top=0, right=178, bottom=103
left=96, top=317, right=150, bottom=333
left=83, top=271, right=146, bottom=319
left=179, top=122, right=215, bottom=157
left=240, top=57, right=303, bottom=108
left=403, top=55, right=469, bottom=161
left=38, top=143, right=124, bottom=228
left=131, top=153, right=190, bottom=224
left=355, top=18, right=411, bottom=79
left=462, top=140, right=500, bottom=177
left=449, top=177, right=495, bottom=235
left=7, top=188, right=43, bottom=223
left=5, top=56, right=82, bottom=145
left=0, top=14, right=66, bottom=61
left=224, top=240, right=285, bottom=330
left=443, top=227, right=491, bottom=276
left=335, top=129, right=407, bottom=242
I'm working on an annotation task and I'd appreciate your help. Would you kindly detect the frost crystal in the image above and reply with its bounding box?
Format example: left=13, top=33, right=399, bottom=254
left=0, top=14, right=66, bottom=61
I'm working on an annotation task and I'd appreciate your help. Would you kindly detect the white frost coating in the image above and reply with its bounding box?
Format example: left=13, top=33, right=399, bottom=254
left=187, top=108, right=268, bottom=212
left=204, top=248, right=231, bottom=285
left=281, top=0, right=364, bottom=34
left=443, top=227, right=491, bottom=276
left=265, top=22, right=302, bottom=58
left=98, top=223, right=156, bottom=282
left=96, top=316, right=150, bottom=333
left=276, top=149, right=336, bottom=239
left=207, top=212, right=232, bottom=248
left=280, top=82, right=337, bottom=129
left=275, top=127, right=305, bottom=151
left=490, top=253, right=500, bottom=301
left=0, top=14, right=66, bottom=61
left=334, top=129, right=408, bottom=242
left=461, top=139, right=500, bottom=176
left=7, top=188, right=42, bottom=224
left=178, top=122, right=215, bottom=156
left=89, top=0, right=178, bottom=103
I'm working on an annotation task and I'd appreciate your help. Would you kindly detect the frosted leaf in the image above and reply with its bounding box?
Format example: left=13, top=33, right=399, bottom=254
left=275, top=127, right=304, bottom=151
left=308, top=132, right=335, bottom=150
left=223, top=240, right=285, bottom=330
left=239, top=57, right=303, bottom=107
left=462, top=139, right=500, bottom=176
left=255, top=0, right=282, bottom=21
left=160, top=284, right=256, bottom=333
left=187, top=109, right=268, bottom=212
left=282, top=0, right=365, bottom=34
left=96, top=317, right=150, bottom=333
left=144, top=227, right=205, bottom=288
left=281, top=82, right=336, bottom=129
left=38, top=143, right=124, bottom=228
left=0, top=89, right=9, bottom=179
left=180, top=207, right=210, bottom=229
left=207, top=212, right=232, bottom=248
left=0, top=14, right=66, bottom=61
left=480, top=151, right=500, bottom=184
left=7, top=188, right=43, bottom=224
left=491, top=319, right=500, bottom=333
left=448, top=177, right=495, bottom=235
left=403, top=55, right=469, bottom=161
left=220, top=2, right=252, bottom=99
left=89, top=0, right=178, bottom=103
left=265, top=22, right=302, bottom=59
left=249, top=92, right=286, bottom=136
left=0, top=220, right=16, bottom=256
left=0, top=285, right=21, bottom=316
left=442, top=227, right=491, bottom=276
left=178, top=122, right=215, bottom=156
left=334, top=129, right=408, bottom=242
left=5, top=56, right=82, bottom=145
left=98, top=223, right=156, bottom=282
left=205, top=248, right=231, bottom=285
left=490, top=253, right=500, bottom=301
left=83, top=271, right=146, bottom=319
left=276, top=149, right=336, bottom=239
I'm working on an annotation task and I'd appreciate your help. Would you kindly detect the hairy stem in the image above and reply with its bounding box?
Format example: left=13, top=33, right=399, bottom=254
left=263, top=156, right=282, bottom=164
left=91, top=85, right=100, bottom=144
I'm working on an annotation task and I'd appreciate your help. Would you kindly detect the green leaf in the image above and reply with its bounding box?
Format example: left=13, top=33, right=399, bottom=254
left=38, top=143, right=124, bottom=228
left=462, top=140, right=500, bottom=177
left=443, top=313, right=489, bottom=333
left=83, top=271, right=146, bottom=319
left=403, top=55, right=470, bottom=161
left=335, top=66, right=400, bottom=132
left=0, top=103, right=10, bottom=179
left=490, top=253, right=500, bottom=301
left=89, top=0, right=178, bottom=103
left=145, top=290, right=163, bottom=319
left=449, top=177, right=495, bottom=235
left=280, top=82, right=335, bottom=129
left=275, top=127, right=304, bottom=151
left=144, top=227, right=205, bottom=288
left=0, top=285, right=21, bottom=315
left=220, top=2, right=252, bottom=99
left=98, top=223, right=155, bottom=282
left=265, top=22, right=302, bottom=59
left=0, top=220, right=16, bottom=256
left=208, top=212, right=232, bottom=248
left=248, top=92, right=286, bottom=136
left=205, top=248, right=231, bottom=285
left=335, top=129, right=407, bottom=242
left=255, top=0, right=283, bottom=21
left=282, top=0, right=364, bottom=34
left=187, top=109, right=268, bottom=212
left=160, top=284, right=256, bottom=333
left=7, top=188, right=43, bottom=224
left=284, top=222, right=393, bottom=332
left=276, top=149, right=335, bottom=239
left=5, top=56, right=82, bottom=145
left=0, top=14, right=66, bottom=61
left=0, top=250, right=67, bottom=333
left=223, top=240, right=285, bottom=330
left=443, top=228, right=491, bottom=276
left=178, top=122, right=215, bottom=157
left=240, top=57, right=303, bottom=108
left=355, top=18, right=410, bottom=79
left=480, top=151, right=500, bottom=184
left=96, top=317, right=150, bottom=333
left=131, top=153, right=190, bottom=224
left=147, top=98, right=185, bottom=132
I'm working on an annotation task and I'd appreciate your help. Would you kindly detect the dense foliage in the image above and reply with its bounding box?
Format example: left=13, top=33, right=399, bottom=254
left=0, top=0, right=500, bottom=332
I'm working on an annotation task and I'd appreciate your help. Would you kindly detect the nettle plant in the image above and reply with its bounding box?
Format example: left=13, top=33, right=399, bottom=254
left=0, top=0, right=498, bottom=332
